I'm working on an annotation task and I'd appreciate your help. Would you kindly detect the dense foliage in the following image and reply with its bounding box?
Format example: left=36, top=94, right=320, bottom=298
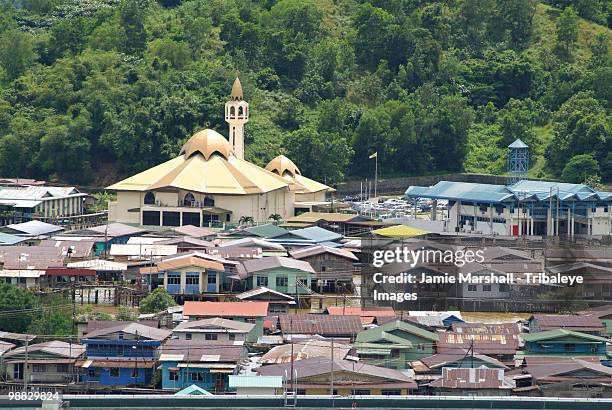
left=139, top=287, right=176, bottom=314
left=0, top=0, right=609, bottom=185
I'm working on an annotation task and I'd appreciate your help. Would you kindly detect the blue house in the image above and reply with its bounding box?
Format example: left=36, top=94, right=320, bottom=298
left=79, top=322, right=171, bottom=386
left=522, top=329, right=608, bottom=356
left=159, top=339, right=247, bottom=392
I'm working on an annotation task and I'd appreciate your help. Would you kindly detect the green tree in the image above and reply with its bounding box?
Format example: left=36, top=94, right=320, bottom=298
left=0, top=284, right=37, bottom=333
left=282, top=127, right=352, bottom=184
left=116, top=306, right=138, bottom=321
left=561, top=154, right=600, bottom=183
left=28, top=300, right=74, bottom=338
left=546, top=92, right=610, bottom=175
left=0, top=29, right=36, bottom=81
left=139, top=288, right=176, bottom=314
left=556, top=6, right=580, bottom=58
left=119, top=0, right=149, bottom=54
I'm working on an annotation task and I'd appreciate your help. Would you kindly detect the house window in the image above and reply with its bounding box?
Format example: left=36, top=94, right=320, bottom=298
left=88, top=369, right=96, bottom=378
left=483, top=284, right=492, bottom=292
left=381, top=389, right=401, bottom=396
left=276, top=276, right=288, bottom=287
left=167, top=273, right=181, bottom=285
left=191, top=372, right=204, bottom=381
left=565, top=343, right=576, bottom=352
left=500, top=283, right=510, bottom=292
left=110, top=368, right=120, bottom=378
left=467, top=284, right=477, bottom=292
left=186, top=333, right=192, bottom=340
left=144, top=192, right=156, bottom=205
left=169, top=370, right=179, bottom=381
left=33, top=364, right=47, bottom=373
left=257, top=276, right=268, bottom=287
left=56, top=364, right=69, bottom=373
left=186, top=273, right=199, bottom=286
left=131, top=368, right=139, bottom=378
left=229, top=334, right=235, bottom=341
left=352, top=389, right=370, bottom=395
left=416, top=343, right=425, bottom=351
left=207, top=272, right=217, bottom=285
left=117, top=345, right=124, bottom=356
left=205, top=333, right=218, bottom=341
left=296, top=389, right=306, bottom=395
left=142, top=211, right=161, bottom=226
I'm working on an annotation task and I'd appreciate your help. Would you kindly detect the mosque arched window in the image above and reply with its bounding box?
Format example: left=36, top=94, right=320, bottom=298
left=238, top=106, right=244, bottom=118
left=229, top=106, right=236, bottom=118
left=203, top=196, right=215, bottom=207
left=144, top=192, right=156, bottom=205
left=184, top=192, right=196, bottom=206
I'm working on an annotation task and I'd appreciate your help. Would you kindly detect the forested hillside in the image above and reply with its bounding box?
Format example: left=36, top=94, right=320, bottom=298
left=0, top=0, right=609, bottom=186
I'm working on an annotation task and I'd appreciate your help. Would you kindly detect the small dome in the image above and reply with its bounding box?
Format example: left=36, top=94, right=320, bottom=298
left=231, top=77, right=243, bottom=101
left=180, top=129, right=233, bottom=160
left=265, top=155, right=301, bottom=177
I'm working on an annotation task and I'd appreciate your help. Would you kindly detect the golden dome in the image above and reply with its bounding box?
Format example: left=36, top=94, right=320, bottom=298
left=265, top=155, right=301, bottom=177
left=180, top=129, right=233, bottom=160
left=231, top=77, right=243, bottom=101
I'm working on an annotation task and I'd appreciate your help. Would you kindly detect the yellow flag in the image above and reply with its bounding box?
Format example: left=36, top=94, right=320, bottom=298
left=369, top=152, right=378, bottom=159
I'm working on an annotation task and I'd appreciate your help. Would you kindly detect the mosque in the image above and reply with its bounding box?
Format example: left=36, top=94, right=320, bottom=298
left=107, top=78, right=333, bottom=227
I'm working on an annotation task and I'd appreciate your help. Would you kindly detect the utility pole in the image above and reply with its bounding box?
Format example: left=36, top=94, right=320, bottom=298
left=23, top=336, right=29, bottom=391
left=330, top=337, right=335, bottom=407
left=290, top=317, right=294, bottom=399
left=556, top=187, right=560, bottom=239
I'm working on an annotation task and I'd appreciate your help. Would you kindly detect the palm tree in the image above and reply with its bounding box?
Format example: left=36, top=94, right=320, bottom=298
left=239, top=215, right=255, bottom=226
left=268, top=213, right=282, bottom=225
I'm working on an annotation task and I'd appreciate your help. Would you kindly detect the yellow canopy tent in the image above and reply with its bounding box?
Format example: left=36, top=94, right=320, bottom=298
left=371, top=225, right=430, bottom=238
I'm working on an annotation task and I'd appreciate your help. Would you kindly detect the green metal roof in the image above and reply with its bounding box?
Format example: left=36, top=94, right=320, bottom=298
left=229, top=375, right=282, bottom=388
left=357, top=320, right=438, bottom=343
left=245, top=224, right=289, bottom=239
left=522, top=329, right=608, bottom=343
left=175, top=385, right=213, bottom=396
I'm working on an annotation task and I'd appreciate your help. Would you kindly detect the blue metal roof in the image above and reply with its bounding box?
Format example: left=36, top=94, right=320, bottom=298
left=289, top=226, right=342, bottom=242
left=0, top=232, right=27, bottom=245
left=406, top=180, right=612, bottom=203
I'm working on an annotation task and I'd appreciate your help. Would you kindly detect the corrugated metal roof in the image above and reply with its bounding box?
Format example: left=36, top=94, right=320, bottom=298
left=240, top=256, right=315, bottom=275
left=5, top=220, right=64, bottom=236
left=183, top=301, right=269, bottom=318
left=429, top=368, right=514, bottom=389
left=290, top=227, right=342, bottom=242
left=279, top=314, right=362, bottom=336
left=530, top=314, right=604, bottom=331
left=508, top=139, right=528, bottom=148
left=259, top=339, right=351, bottom=364
left=522, top=329, right=607, bottom=343
left=0, top=232, right=27, bottom=245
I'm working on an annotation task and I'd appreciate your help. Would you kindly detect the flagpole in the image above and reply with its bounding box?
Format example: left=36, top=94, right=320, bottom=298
left=374, top=154, right=378, bottom=199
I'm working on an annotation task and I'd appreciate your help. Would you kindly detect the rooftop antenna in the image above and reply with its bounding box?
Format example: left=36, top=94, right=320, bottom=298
left=507, top=139, right=529, bottom=185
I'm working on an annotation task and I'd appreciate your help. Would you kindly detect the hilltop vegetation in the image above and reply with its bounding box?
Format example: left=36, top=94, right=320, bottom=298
left=0, top=0, right=609, bottom=186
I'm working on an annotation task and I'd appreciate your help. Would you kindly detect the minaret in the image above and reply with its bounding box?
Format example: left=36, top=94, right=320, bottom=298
left=224, top=77, right=249, bottom=160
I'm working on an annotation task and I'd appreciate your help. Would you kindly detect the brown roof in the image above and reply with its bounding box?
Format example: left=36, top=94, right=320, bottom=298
left=38, top=239, right=95, bottom=259
left=481, top=247, right=532, bottom=262
left=85, top=320, right=159, bottom=334
left=171, top=225, right=216, bottom=238
left=156, top=254, right=224, bottom=272
left=279, top=314, right=362, bottom=337
left=452, top=322, right=522, bottom=335
left=259, top=339, right=352, bottom=364
left=157, top=236, right=214, bottom=248
left=0, top=246, right=65, bottom=269
left=429, top=368, right=514, bottom=389
left=420, top=352, right=508, bottom=370
left=183, top=301, right=269, bottom=318
left=88, top=223, right=147, bottom=238
left=525, top=358, right=612, bottom=382
left=326, top=307, right=395, bottom=326
left=289, top=245, right=358, bottom=261
left=257, top=356, right=416, bottom=387
left=437, top=332, right=519, bottom=355
left=83, top=322, right=171, bottom=341
left=530, top=314, right=604, bottom=331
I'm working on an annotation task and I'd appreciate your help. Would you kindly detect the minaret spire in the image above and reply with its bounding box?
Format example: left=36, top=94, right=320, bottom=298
left=224, top=75, right=249, bottom=160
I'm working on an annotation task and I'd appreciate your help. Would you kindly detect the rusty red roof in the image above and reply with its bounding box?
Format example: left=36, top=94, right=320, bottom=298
left=183, top=301, right=269, bottom=318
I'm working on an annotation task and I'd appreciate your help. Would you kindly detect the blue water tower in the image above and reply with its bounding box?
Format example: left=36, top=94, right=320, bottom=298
left=508, top=138, right=529, bottom=185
